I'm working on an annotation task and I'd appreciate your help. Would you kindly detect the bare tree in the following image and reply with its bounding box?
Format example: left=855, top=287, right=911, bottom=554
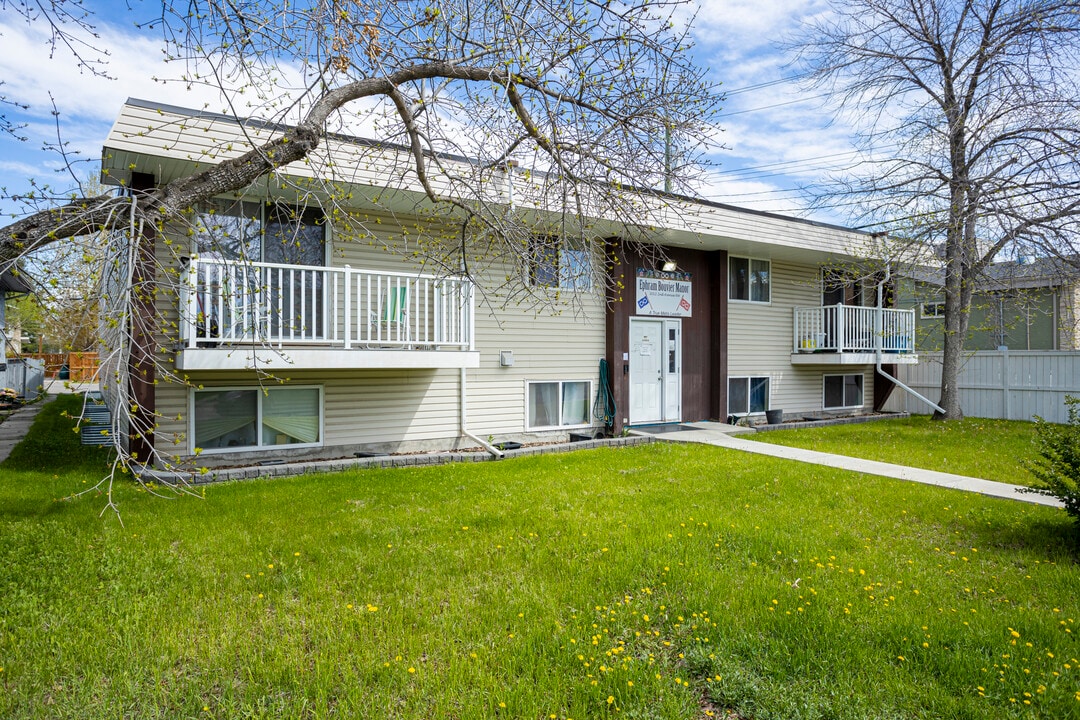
left=793, top=0, right=1080, bottom=419
left=0, top=0, right=720, bottom=500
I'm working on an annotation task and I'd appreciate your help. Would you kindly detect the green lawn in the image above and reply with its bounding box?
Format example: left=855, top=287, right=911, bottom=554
left=1, top=396, right=1079, bottom=719
left=751, top=415, right=1038, bottom=485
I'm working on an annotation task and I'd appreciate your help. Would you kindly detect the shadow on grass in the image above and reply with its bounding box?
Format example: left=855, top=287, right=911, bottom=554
left=965, top=510, right=1080, bottom=558
left=2, top=394, right=116, bottom=474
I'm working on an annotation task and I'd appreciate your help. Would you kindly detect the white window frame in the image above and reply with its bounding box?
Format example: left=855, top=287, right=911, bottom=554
left=525, top=379, right=593, bottom=431
left=920, top=301, right=945, bottom=318
left=728, top=376, right=770, bottom=416
left=823, top=374, right=864, bottom=410
left=190, top=385, right=324, bottom=454
left=528, top=237, right=593, bottom=292
left=729, top=256, right=771, bottom=304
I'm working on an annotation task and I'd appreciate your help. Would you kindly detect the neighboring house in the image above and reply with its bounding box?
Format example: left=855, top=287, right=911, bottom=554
left=0, top=268, right=39, bottom=397
left=0, top=269, right=31, bottom=367
left=898, top=257, right=1080, bottom=351
left=99, top=99, right=919, bottom=468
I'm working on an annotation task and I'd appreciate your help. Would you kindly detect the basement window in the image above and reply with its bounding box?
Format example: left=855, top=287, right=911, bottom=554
left=192, top=386, right=323, bottom=453
left=728, top=376, right=769, bottom=416
left=526, top=380, right=591, bottom=430
left=823, top=374, right=863, bottom=409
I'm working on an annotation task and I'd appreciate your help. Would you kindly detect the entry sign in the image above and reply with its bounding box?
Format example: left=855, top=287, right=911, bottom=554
left=635, top=268, right=692, bottom=317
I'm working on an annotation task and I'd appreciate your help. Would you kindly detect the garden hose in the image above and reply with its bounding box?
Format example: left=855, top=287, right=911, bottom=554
left=593, top=358, right=616, bottom=431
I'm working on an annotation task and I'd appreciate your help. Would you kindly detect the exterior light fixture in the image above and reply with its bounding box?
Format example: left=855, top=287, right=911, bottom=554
left=661, top=260, right=678, bottom=272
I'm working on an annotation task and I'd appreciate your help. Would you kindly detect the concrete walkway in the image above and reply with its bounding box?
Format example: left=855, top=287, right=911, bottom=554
left=638, top=422, right=1063, bottom=508
left=0, top=397, right=51, bottom=464
left=0, top=380, right=98, bottom=464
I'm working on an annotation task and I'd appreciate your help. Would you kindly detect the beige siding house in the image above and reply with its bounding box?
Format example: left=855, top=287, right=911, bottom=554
left=100, top=99, right=916, bottom=468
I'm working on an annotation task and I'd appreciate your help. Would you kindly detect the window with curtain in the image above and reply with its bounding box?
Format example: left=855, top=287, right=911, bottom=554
left=193, top=386, right=322, bottom=452
left=729, top=256, right=770, bottom=303
left=261, top=387, right=321, bottom=445
left=194, top=199, right=325, bottom=264
left=527, top=380, right=592, bottom=430
left=193, top=389, right=258, bottom=449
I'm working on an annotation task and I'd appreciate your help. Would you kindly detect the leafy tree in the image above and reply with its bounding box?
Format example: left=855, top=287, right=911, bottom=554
left=794, top=0, right=1080, bottom=419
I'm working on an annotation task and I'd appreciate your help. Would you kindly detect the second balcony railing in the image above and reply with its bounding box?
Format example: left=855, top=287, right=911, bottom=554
left=793, top=305, right=914, bottom=354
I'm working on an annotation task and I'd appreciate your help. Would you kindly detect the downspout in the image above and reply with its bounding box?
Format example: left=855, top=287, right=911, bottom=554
left=458, top=281, right=502, bottom=458
left=461, top=368, right=504, bottom=459
left=875, top=264, right=946, bottom=415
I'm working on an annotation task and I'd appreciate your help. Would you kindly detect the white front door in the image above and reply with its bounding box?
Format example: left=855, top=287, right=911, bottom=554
left=629, top=318, right=681, bottom=424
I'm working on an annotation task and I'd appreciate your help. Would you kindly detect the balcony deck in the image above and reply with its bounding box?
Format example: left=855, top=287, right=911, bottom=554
left=177, top=258, right=479, bottom=371
left=791, top=305, right=918, bottom=365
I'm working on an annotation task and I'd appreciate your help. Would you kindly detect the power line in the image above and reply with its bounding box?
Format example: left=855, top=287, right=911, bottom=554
left=711, top=159, right=864, bottom=183
left=711, top=150, right=863, bottom=177
left=716, top=93, right=829, bottom=118
left=722, top=75, right=805, bottom=96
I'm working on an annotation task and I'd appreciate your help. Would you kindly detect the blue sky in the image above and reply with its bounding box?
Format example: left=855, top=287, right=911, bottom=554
left=0, top=0, right=856, bottom=226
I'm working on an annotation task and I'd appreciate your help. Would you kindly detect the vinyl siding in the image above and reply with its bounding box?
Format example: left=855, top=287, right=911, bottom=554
left=727, top=258, right=874, bottom=416
left=150, top=211, right=605, bottom=459
left=332, top=213, right=606, bottom=437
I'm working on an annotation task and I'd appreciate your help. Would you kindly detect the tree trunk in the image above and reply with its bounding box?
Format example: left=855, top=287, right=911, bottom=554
left=128, top=176, right=157, bottom=462
left=935, top=179, right=970, bottom=420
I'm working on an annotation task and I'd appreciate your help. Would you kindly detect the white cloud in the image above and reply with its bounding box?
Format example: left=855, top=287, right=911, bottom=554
left=689, top=0, right=830, bottom=59
left=0, top=159, right=43, bottom=178
left=0, top=18, right=181, bottom=123
left=677, top=2, right=863, bottom=224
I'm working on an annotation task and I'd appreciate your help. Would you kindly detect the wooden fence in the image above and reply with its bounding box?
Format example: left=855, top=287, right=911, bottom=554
left=881, top=350, right=1080, bottom=423
left=24, top=352, right=100, bottom=382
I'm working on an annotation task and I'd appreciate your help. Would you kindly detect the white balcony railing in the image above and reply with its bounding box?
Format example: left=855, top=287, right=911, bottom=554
left=180, top=257, right=473, bottom=351
left=793, top=305, right=915, bottom=354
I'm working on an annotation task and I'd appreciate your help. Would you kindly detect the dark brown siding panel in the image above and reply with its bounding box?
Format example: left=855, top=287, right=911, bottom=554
left=605, top=241, right=725, bottom=428
left=709, top=250, right=728, bottom=421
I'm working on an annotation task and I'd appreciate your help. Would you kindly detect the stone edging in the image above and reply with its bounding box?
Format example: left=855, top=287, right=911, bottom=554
left=135, top=435, right=655, bottom=486
left=752, top=412, right=910, bottom=433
